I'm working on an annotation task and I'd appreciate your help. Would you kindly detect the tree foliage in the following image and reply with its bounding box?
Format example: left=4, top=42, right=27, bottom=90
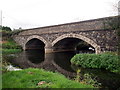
left=2, top=26, right=22, bottom=41
left=2, top=26, right=12, bottom=31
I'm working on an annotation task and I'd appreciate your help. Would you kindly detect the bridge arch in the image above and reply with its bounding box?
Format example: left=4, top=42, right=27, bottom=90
left=24, top=35, right=48, bottom=50
left=52, top=33, right=101, bottom=54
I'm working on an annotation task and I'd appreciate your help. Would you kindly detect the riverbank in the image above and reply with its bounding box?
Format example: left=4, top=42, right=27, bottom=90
left=2, top=49, right=22, bottom=73
left=2, top=49, right=22, bottom=54
left=2, top=68, right=93, bottom=88
left=2, top=38, right=22, bottom=72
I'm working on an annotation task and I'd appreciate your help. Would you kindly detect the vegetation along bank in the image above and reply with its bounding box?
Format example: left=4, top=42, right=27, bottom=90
left=2, top=68, right=93, bottom=88
left=71, top=53, right=120, bottom=74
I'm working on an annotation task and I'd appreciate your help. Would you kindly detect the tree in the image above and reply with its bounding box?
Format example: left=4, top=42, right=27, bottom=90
left=2, top=26, right=12, bottom=31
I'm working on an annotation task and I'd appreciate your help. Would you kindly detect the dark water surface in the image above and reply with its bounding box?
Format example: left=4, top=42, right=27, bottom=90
left=6, top=50, right=120, bottom=89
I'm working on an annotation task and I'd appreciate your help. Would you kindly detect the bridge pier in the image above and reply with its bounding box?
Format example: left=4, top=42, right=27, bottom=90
left=45, top=44, right=54, bottom=53
left=23, top=45, right=26, bottom=51
left=45, top=48, right=76, bottom=53
left=45, top=48, right=54, bottom=53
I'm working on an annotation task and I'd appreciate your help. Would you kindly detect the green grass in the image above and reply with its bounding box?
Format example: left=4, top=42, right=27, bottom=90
left=2, top=49, right=22, bottom=54
left=2, top=68, right=93, bottom=88
left=2, top=38, right=22, bottom=54
left=2, top=40, right=22, bottom=49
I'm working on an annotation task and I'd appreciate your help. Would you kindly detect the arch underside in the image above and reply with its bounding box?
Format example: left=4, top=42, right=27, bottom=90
left=26, top=38, right=45, bottom=50
left=52, top=38, right=94, bottom=53
left=52, top=33, right=101, bottom=54
left=24, top=35, right=47, bottom=51
left=23, top=34, right=101, bottom=54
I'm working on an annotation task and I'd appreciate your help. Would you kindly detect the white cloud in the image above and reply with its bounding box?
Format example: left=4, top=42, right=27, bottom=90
left=0, top=0, right=119, bottom=29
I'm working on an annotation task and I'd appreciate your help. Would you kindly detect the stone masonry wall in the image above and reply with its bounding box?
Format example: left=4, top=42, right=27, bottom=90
left=14, top=16, right=118, bottom=53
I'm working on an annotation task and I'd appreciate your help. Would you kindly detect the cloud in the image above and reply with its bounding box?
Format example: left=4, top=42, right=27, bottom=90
left=0, top=0, right=118, bottom=29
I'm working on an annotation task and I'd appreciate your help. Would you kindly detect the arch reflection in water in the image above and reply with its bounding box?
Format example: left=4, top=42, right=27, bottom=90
left=10, top=50, right=44, bottom=68
left=26, top=50, right=44, bottom=64
left=12, top=50, right=76, bottom=77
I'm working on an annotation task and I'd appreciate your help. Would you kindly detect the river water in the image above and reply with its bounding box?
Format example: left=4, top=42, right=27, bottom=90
left=5, top=50, right=120, bottom=89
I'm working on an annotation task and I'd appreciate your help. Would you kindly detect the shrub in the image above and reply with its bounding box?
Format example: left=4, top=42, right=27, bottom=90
left=2, top=49, right=22, bottom=54
left=71, top=54, right=120, bottom=72
left=2, top=26, right=12, bottom=31
left=2, top=39, right=22, bottom=49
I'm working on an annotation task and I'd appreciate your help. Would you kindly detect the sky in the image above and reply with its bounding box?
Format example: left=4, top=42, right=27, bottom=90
left=0, top=0, right=119, bottom=30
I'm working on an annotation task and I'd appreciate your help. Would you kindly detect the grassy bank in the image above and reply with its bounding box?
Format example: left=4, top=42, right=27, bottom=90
left=2, top=49, right=22, bottom=54
left=2, top=38, right=22, bottom=54
left=2, top=28, right=22, bottom=53
left=2, top=68, right=93, bottom=88
left=2, top=38, right=22, bottom=49
left=2, top=48, right=22, bottom=73
left=71, top=53, right=120, bottom=73
left=2, top=30, right=22, bottom=72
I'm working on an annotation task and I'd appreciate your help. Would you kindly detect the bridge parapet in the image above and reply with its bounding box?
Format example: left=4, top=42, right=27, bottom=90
left=18, top=17, right=106, bottom=35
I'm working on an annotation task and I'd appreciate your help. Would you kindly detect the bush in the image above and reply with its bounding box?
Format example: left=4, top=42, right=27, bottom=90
left=71, top=54, right=120, bottom=72
left=2, top=27, right=22, bottom=41
left=2, top=49, right=22, bottom=54
left=2, top=39, right=22, bottom=49
left=2, top=26, right=12, bottom=31
left=2, top=42, right=22, bottom=49
left=2, top=30, right=12, bottom=40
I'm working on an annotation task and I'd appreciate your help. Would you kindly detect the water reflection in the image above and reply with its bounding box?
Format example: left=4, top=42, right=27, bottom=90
left=6, top=50, right=120, bottom=89
left=54, top=51, right=75, bottom=72
left=26, top=50, right=44, bottom=64
left=72, top=65, right=120, bottom=89
left=8, top=50, right=76, bottom=77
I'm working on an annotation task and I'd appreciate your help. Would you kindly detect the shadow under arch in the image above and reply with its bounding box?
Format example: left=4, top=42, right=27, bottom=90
left=52, top=33, right=101, bottom=54
left=24, top=35, right=47, bottom=50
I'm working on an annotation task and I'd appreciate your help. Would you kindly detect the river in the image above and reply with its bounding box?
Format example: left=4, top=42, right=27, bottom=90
left=4, top=50, right=120, bottom=89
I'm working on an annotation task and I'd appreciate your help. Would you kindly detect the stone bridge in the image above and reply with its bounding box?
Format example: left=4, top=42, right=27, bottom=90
left=14, top=17, right=118, bottom=54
